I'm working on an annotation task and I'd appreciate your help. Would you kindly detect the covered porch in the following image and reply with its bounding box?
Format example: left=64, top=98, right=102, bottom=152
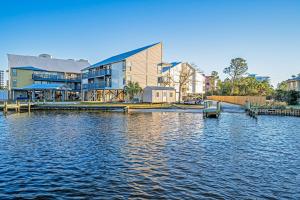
left=15, top=83, right=74, bottom=102
left=83, top=89, right=125, bottom=102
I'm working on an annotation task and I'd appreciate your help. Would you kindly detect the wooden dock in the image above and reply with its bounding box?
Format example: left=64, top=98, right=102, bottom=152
left=248, top=108, right=300, bottom=117
left=30, top=104, right=128, bottom=112
left=1, top=102, right=129, bottom=113
left=1, top=101, right=32, bottom=114
left=203, top=101, right=221, bottom=118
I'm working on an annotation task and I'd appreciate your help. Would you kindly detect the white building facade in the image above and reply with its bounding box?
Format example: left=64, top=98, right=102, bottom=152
left=161, top=62, right=205, bottom=102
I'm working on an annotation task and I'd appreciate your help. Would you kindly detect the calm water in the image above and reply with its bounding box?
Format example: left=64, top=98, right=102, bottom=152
left=0, top=106, right=299, bottom=199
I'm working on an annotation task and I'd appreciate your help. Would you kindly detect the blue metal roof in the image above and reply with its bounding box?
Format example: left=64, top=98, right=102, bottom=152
left=12, top=66, right=47, bottom=71
left=161, top=62, right=181, bottom=73
left=87, top=42, right=160, bottom=70
left=21, top=83, right=71, bottom=90
left=287, top=77, right=300, bottom=81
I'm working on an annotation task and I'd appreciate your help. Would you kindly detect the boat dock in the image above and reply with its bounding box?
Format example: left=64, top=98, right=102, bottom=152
left=0, top=102, right=129, bottom=113
left=203, top=101, right=221, bottom=118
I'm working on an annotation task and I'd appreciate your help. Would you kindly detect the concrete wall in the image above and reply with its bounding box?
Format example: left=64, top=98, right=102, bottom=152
left=207, top=96, right=266, bottom=105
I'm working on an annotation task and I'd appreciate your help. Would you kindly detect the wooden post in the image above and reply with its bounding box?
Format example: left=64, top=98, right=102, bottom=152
left=28, top=100, right=31, bottom=112
left=16, top=101, right=20, bottom=112
left=4, top=101, right=8, bottom=114
left=217, top=101, right=221, bottom=111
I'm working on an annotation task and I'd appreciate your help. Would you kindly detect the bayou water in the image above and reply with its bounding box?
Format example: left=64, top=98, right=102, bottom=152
left=0, top=106, right=299, bottom=199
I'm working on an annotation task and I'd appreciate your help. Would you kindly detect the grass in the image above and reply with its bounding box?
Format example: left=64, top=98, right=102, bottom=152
left=80, top=102, right=204, bottom=109
left=287, top=105, right=300, bottom=109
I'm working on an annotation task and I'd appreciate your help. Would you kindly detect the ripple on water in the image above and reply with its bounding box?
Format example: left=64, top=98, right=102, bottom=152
left=0, top=110, right=299, bottom=199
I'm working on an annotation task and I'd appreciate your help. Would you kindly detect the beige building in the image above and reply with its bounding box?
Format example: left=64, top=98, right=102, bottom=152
left=142, top=86, right=176, bottom=103
left=287, top=77, right=300, bottom=91
left=82, top=42, right=163, bottom=101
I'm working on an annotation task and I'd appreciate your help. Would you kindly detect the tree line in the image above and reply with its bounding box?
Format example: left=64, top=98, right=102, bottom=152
left=207, top=57, right=300, bottom=105
left=207, top=58, right=273, bottom=97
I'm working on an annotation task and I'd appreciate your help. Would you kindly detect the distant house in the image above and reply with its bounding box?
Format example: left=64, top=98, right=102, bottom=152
left=287, top=76, right=300, bottom=91
left=160, top=62, right=205, bottom=102
left=247, top=73, right=270, bottom=82
left=82, top=42, right=163, bottom=102
left=8, top=54, right=90, bottom=101
left=205, top=75, right=218, bottom=94
left=142, top=86, right=176, bottom=103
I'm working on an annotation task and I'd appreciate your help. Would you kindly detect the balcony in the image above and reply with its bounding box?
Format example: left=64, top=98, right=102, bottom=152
left=82, top=82, right=111, bottom=90
left=84, top=69, right=111, bottom=79
left=32, top=74, right=81, bottom=82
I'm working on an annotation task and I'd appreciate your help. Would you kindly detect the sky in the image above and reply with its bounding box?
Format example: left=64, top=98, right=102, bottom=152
left=0, top=0, right=300, bottom=86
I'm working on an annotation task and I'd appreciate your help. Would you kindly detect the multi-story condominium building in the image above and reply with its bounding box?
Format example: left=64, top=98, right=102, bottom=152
left=82, top=42, right=162, bottom=101
left=160, top=62, right=205, bottom=102
left=8, top=54, right=90, bottom=101
left=0, top=70, right=4, bottom=89
left=287, top=76, right=300, bottom=91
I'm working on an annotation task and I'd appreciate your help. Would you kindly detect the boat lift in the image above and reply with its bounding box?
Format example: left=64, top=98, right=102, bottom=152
left=203, top=100, right=221, bottom=118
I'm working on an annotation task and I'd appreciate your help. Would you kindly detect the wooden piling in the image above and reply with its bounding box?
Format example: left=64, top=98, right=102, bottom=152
left=3, top=101, right=8, bottom=114
left=28, top=100, right=31, bottom=112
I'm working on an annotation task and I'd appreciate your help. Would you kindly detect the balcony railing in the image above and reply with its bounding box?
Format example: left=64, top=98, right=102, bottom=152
left=82, top=82, right=111, bottom=90
left=32, top=74, right=81, bottom=82
left=83, top=69, right=111, bottom=79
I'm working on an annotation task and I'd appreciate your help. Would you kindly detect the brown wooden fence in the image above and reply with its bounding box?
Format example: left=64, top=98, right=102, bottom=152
left=207, top=96, right=266, bottom=105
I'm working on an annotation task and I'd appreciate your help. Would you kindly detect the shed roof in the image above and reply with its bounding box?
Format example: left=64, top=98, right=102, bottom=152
left=86, top=42, right=160, bottom=70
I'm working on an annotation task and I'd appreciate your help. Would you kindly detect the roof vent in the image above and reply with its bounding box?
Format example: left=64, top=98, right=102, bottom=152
left=39, top=54, right=52, bottom=59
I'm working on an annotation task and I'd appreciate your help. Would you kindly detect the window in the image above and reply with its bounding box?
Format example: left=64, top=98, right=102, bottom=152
left=12, top=79, right=17, bottom=87
left=128, top=75, right=132, bottom=82
left=156, top=92, right=160, bottom=97
left=12, top=69, right=17, bottom=76
left=163, top=92, right=167, bottom=97
left=170, top=92, right=173, bottom=97
left=122, top=62, right=128, bottom=71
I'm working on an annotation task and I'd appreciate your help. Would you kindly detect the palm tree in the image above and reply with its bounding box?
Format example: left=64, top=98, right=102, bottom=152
left=124, top=81, right=142, bottom=102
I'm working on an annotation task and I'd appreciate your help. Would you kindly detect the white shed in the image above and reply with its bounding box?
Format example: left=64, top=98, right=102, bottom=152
left=143, top=86, right=176, bottom=103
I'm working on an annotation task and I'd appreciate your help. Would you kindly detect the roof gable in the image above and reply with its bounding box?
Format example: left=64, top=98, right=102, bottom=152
left=88, top=42, right=160, bottom=69
left=161, top=62, right=181, bottom=73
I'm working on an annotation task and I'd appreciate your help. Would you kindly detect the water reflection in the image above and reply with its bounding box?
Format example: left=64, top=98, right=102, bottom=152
left=0, top=110, right=299, bottom=199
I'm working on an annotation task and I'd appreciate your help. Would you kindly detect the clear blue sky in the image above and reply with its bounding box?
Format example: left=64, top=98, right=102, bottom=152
left=1, top=0, right=300, bottom=86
